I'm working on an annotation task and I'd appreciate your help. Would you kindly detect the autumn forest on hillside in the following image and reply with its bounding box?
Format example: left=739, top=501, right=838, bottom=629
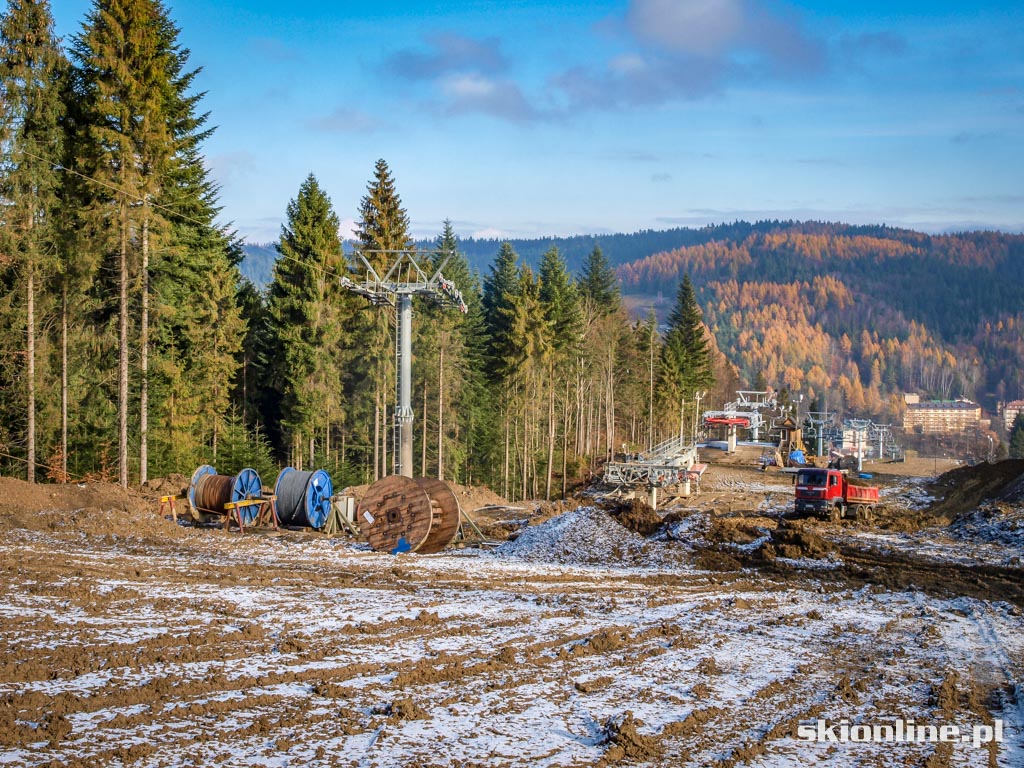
left=3, top=0, right=1024, bottom=499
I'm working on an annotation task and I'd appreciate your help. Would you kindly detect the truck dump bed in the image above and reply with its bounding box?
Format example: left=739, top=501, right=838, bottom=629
left=845, top=484, right=879, bottom=504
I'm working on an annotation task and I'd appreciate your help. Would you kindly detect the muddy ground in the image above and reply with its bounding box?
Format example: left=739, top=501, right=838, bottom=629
left=0, top=454, right=1022, bottom=767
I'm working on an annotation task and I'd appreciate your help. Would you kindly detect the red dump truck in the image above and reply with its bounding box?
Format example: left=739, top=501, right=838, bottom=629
left=794, top=467, right=880, bottom=522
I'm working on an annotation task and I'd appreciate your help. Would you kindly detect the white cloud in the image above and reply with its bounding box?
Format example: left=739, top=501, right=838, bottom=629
left=471, top=227, right=507, bottom=239
left=338, top=217, right=359, bottom=241
left=438, top=73, right=539, bottom=122
left=626, top=0, right=744, bottom=56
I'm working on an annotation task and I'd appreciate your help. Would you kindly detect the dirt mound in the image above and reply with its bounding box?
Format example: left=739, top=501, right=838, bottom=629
left=0, top=477, right=181, bottom=539
left=597, top=711, right=661, bottom=766
left=927, top=459, right=1024, bottom=519
left=607, top=498, right=661, bottom=537
left=140, top=473, right=188, bottom=499
left=495, top=506, right=648, bottom=566
left=759, top=521, right=836, bottom=562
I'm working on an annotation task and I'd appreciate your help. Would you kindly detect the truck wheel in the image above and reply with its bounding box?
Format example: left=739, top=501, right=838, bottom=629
left=830, top=506, right=841, bottom=524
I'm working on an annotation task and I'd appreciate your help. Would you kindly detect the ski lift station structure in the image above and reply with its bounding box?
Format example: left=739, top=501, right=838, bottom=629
left=602, top=434, right=703, bottom=510
left=702, top=390, right=779, bottom=451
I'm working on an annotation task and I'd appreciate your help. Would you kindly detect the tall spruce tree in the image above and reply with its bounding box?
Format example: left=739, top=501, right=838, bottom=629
left=537, top=246, right=582, bottom=498
left=0, top=0, right=65, bottom=481
left=354, top=158, right=412, bottom=273
left=481, top=242, right=519, bottom=378
left=352, top=158, right=412, bottom=479
left=266, top=174, right=345, bottom=468
left=660, top=273, right=714, bottom=437
left=578, top=244, right=620, bottom=314
left=538, top=245, right=583, bottom=354
left=73, top=0, right=179, bottom=486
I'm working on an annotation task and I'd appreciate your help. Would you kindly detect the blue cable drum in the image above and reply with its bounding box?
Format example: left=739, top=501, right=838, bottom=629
left=274, top=468, right=333, bottom=529
left=232, top=468, right=264, bottom=523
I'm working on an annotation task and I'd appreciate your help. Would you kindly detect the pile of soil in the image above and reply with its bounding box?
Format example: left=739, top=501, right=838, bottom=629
left=927, top=459, right=1024, bottom=519
left=606, top=498, right=662, bottom=537
left=140, top=473, right=188, bottom=499
left=0, top=477, right=181, bottom=539
left=759, top=522, right=836, bottom=562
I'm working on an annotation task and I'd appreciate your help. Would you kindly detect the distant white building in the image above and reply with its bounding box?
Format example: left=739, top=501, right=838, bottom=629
left=903, top=398, right=981, bottom=435
left=1004, top=400, right=1024, bottom=431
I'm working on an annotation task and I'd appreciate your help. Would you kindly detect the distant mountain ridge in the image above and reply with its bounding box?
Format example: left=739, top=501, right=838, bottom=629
left=242, top=221, right=804, bottom=286
left=240, top=221, right=1024, bottom=415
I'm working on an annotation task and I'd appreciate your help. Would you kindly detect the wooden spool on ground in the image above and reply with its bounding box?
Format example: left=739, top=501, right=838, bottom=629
left=358, top=475, right=462, bottom=554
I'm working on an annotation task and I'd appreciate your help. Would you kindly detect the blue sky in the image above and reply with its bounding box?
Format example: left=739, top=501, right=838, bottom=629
left=53, top=0, right=1024, bottom=243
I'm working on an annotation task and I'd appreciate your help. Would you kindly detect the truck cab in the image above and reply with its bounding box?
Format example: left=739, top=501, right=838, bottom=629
left=794, top=468, right=842, bottom=518
left=794, top=467, right=879, bottom=522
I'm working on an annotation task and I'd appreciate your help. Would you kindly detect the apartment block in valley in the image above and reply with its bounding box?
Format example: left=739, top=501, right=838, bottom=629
left=903, top=395, right=982, bottom=434
left=1003, top=400, right=1024, bottom=431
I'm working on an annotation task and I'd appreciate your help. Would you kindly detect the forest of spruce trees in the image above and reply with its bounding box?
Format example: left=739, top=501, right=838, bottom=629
left=0, top=0, right=723, bottom=499
left=5, top=0, right=1020, bottom=496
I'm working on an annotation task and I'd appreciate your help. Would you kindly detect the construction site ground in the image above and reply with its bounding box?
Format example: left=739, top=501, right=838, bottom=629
left=1, top=449, right=1022, bottom=767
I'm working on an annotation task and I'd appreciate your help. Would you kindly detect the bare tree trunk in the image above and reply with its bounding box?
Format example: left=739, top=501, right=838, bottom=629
left=605, top=359, right=615, bottom=461
left=589, top=387, right=598, bottom=460
left=382, top=376, right=388, bottom=477
left=212, top=382, right=219, bottom=461
left=562, top=378, right=570, bottom=499
left=140, top=215, right=149, bottom=485
left=61, top=282, right=68, bottom=480
left=309, top=434, right=314, bottom=468
left=241, top=353, right=248, bottom=425
left=502, top=409, right=510, bottom=500
left=26, top=261, right=35, bottom=483
left=437, top=345, right=444, bottom=481
left=421, top=381, right=427, bottom=477
left=522, top=406, right=528, bottom=501
left=373, top=390, right=380, bottom=482
left=118, top=199, right=129, bottom=488
left=545, top=372, right=554, bottom=500
left=648, top=326, right=655, bottom=450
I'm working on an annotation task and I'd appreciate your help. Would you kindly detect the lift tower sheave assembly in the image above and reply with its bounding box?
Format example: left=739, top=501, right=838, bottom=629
left=341, top=249, right=467, bottom=478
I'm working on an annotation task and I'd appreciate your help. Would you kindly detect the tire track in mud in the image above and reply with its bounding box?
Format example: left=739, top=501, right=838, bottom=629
left=964, top=605, right=1024, bottom=767
left=718, top=531, right=1024, bottom=608
left=830, top=545, right=1024, bottom=607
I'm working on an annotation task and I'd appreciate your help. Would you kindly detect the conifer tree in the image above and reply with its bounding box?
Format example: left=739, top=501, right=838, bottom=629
left=538, top=245, right=583, bottom=354
left=482, top=242, right=519, bottom=377
left=352, top=159, right=412, bottom=479
left=660, top=273, right=714, bottom=437
left=496, top=266, right=552, bottom=499
left=149, top=151, right=244, bottom=475
left=537, top=245, right=582, bottom=496
left=354, top=158, right=412, bottom=272
left=266, top=174, right=345, bottom=468
left=0, top=0, right=65, bottom=481
left=73, top=0, right=179, bottom=486
left=579, top=244, right=620, bottom=314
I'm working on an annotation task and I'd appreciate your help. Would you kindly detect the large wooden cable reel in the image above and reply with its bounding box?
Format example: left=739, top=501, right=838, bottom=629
left=358, top=475, right=462, bottom=554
